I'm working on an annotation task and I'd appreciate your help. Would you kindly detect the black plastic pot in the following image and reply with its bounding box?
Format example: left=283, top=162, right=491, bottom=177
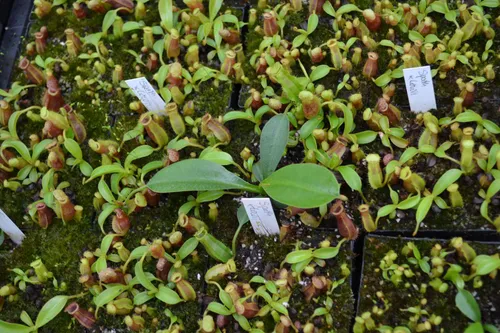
left=0, top=0, right=33, bottom=89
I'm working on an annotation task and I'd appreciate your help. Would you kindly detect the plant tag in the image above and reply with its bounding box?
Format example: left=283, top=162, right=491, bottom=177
left=403, top=66, right=437, bottom=113
left=125, top=77, right=166, bottom=114
left=241, top=198, right=280, bottom=236
left=0, top=209, right=25, bottom=245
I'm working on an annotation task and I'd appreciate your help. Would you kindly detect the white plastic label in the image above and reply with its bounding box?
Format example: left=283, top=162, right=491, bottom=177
left=0, top=209, right=25, bottom=245
left=241, top=198, right=280, bottom=236
left=125, top=77, right=166, bottom=114
left=403, top=66, right=437, bottom=113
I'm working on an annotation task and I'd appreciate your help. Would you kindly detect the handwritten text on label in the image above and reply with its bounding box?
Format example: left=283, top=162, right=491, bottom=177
left=125, top=77, right=166, bottom=114
left=403, top=66, right=437, bottom=113
left=241, top=198, right=280, bottom=236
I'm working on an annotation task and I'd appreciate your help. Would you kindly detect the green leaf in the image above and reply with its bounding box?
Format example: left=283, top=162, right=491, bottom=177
left=98, top=204, right=116, bottom=234
left=432, top=169, right=462, bottom=196
left=148, top=160, right=261, bottom=194
left=102, top=9, right=118, bottom=33
left=35, top=295, right=69, bottom=328
left=0, top=321, right=32, bottom=333
left=336, top=4, right=361, bottom=16
left=483, top=120, right=500, bottom=134
left=98, top=179, right=115, bottom=204
left=373, top=71, right=392, bottom=87
left=300, top=112, right=323, bottom=139
left=322, top=1, right=336, bottom=16
left=456, top=289, right=481, bottom=322
left=409, top=30, right=424, bottom=42
left=309, top=65, right=331, bottom=82
left=87, top=164, right=125, bottom=182
left=430, top=1, right=447, bottom=13
left=445, top=10, right=457, bottom=22
left=307, top=13, right=319, bottom=34
left=377, top=204, right=397, bottom=218
left=261, top=164, right=339, bottom=208
left=209, top=0, right=223, bottom=21
left=472, top=255, right=500, bottom=276
left=424, top=34, right=440, bottom=43
left=199, top=148, right=234, bottom=166
left=123, top=21, right=144, bottom=32
left=177, top=237, right=199, bottom=260
left=355, top=131, right=377, bottom=144
left=465, top=323, right=484, bottom=333
left=285, top=249, right=313, bottom=264
left=207, top=302, right=232, bottom=316
left=197, top=191, right=225, bottom=203
left=254, top=114, right=289, bottom=181
left=312, top=240, right=344, bottom=259
left=63, top=138, right=82, bottom=160
left=94, top=285, right=126, bottom=308
left=455, top=111, right=482, bottom=123
left=397, top=194, right=420, bottom=210
left=2, top=140, right=32, bottom=163
left=479, top=0, right=499, bottom=7
left=134, top=291, right=155, bottom=305
left=416, top=196, right=434, bottom=223
left=484, top=324, right=500, bottom=333
left=237, top=205, right=250, bottom=226
left=337, top=165, right=361, bottom=192
left=159, top=0, right=173, bottom=31
left=125, top=145, right=155, bottom=170
left=156, top=285, right=183, bottom=305
left=135, top=256, right=158, bottom=292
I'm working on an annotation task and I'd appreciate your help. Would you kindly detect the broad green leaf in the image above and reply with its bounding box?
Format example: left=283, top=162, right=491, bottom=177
left=199, top=149, right=234, bottom=166
left=307, top=13, right=319, bottom=34
left=156, top=285, right=183, bottom=304
left=484, top=324, right=500, bottom=333
left=64, top=138, right=82, bottom=160
left=148, top=160, right=261, bottom=194
left=465, top=323, right=484, bottom=333
left=98, top=179, right=115, bottom=203
left=409, top=30, right=424, bottom=42
left=430, top=1, right=447, bottom=13
left=312, top=240, right=344, bottom=259
left=355, top=131, right=377, bottom=144
left=94, top=285, right=126, bottom=308
left=455, top=111, right=482, bottom=123
left=134, top=291, right=155, bottom=305
left=125, top=145, right=154, bottom=170
left=237, top=205, right=250, bottom=226
left=397, top=194, right=420, bottom=210
left=207, top=302, right=232, bottom=316
left=87, top=164, right=126, bottom=182
left=432, top=169, right=462, bottom=196
left=309, top=65, right=331, bottom=82
left=472, top=255, right=500, bottom=276
left=416, top=196, right=434, bottom=223
left=102, top=10, right=118, bottom=33
left=336, top=4, right=361, bottom=16
left=0, top=321, right=32, bottom=333
left=261, top=164, right=339, bottom=208
left=135, top=256, right=158, bottom=292
left=159, top=0, right=173, bottom=31
left=35, top=295, right=69, bottom=328
left=177, top=237, right=199, bottom=260
left=123, top=21, right=144, bottom=32
left=337, top=165, right=361, bottom=191
left=300, top=112, right=323, bottom=139
left=479, top=0, right=499, bottom=7
left=285, top=249, right=313, bottom=264
left=377, top=204, right=397, bottom=218
left=456, top=289, right=481, bottom=322
left=2, top=140, right=31, bottom=162
left=254, top=114, right=289, bottom=181
left=373, top=71, right=392, bottom=87
left=209, top=0, right=223, bottom=21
